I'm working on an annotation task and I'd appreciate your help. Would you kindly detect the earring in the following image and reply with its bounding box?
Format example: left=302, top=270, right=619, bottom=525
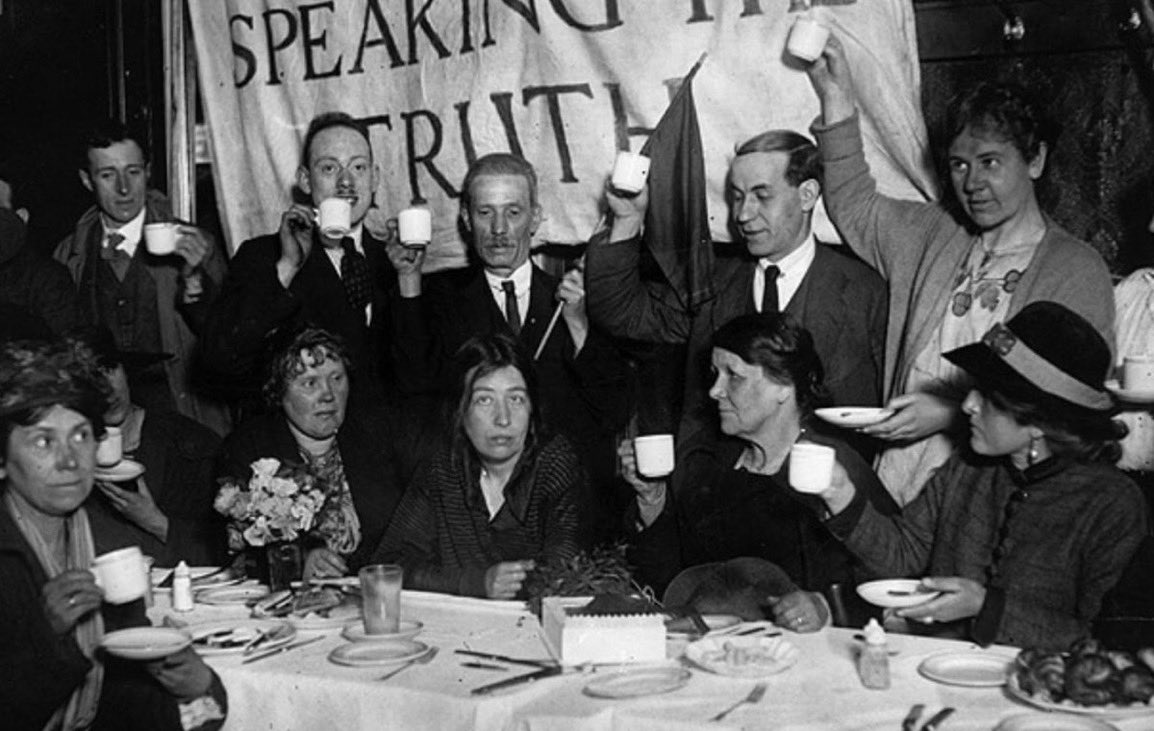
left=1028, top=436, right=1040, bottom=466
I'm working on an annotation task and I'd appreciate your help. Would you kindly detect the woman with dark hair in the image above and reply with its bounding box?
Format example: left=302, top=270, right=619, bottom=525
left=373, top=333, right=586, bottom=599
left=216, top=326, right=403, bottom=579
left=816, top=302, right=1146, bottom=649
left=624, top=313, right=897, bottom=630
left=806, top=38, right=1116, bottom=506
left=0, top=338, right=226, bottom=730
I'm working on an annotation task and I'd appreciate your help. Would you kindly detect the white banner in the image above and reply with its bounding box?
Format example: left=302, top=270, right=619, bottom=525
left=190, top=0, right=935, bottom=269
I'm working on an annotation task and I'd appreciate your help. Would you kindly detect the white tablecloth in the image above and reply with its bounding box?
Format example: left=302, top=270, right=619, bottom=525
left=149, top=591, right=1154, bottom=731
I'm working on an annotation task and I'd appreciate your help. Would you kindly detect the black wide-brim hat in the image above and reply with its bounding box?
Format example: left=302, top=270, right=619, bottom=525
left=943, top=301, right=1112, bottom=413
left=663, top=557, right=798, bottom=622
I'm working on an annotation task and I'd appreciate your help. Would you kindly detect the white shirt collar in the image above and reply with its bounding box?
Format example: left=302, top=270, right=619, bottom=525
left=483, top=259, right=533, bottom=295
left=102, top=208, right=147, bottom=257
left=755, top=233, right=816, bottom=311
left=484, top=260, right=533, bottom=321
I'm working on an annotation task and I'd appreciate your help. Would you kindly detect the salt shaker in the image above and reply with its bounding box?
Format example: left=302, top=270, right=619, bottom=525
left=172, top=560, right=194, bottom=612
left=858, top=618, right=890, bottom=689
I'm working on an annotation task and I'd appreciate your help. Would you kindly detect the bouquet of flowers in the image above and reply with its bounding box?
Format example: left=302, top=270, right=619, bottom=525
left=214, top=458, right=328, bottom=551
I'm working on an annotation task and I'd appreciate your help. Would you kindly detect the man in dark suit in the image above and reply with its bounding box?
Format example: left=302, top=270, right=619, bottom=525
left=586, top=130, right=887, bottom=450
left=201, top=113, right=399, bottom=412
left=389, top=153, right=631, bottom=525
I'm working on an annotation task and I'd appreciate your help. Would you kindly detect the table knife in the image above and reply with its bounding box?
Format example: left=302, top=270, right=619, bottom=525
left=921, top=707, right=955, bottom=731
left=470, top=666, right=563, bottom=695
left=454, top=649, right=556, bottom=668
left=242, top=635, right=324, bottom=664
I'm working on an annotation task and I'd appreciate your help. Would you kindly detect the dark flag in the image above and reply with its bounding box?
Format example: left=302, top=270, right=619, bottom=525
left=638, top=53, right=714, bottom=313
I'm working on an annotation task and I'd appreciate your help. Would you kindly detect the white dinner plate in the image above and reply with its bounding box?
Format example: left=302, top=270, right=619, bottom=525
left=684, top=635, right=799, bottom=678
left=665, top=614, right=742, bottom=638
left=189, top=618, right=296, bottom=656
left=101, top=626, right=191, bottom=660
left=856, top=579, right=940, bottom=609
left=814, top=407, right=894, bottom=428
left=584, top=666, right=692, bottom=698
left=288, top=601, right=362, bottom=630
left=328, top=639, right=428, bottom=667
left=341, top=620, right=422, bottom=643
left=994, top=714, right=1119, bottom=731
left=94, top=459, right=145, bottom=482
left=1006, top=674, right=1154, bottom=720
left=1106, top=380, right=1154, bottom=405
left=197, top=584, right=270, bottom=606
left=917, top=650, right=1013, bottom=687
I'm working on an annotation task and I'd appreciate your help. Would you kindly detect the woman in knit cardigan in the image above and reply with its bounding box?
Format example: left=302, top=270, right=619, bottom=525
left=373, top=333, right=586, bottom=599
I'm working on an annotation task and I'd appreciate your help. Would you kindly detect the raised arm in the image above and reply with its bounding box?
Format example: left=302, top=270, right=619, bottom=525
left=805, top=34, right=944, bottom=279
left=584, top=183, right=692, bottom=344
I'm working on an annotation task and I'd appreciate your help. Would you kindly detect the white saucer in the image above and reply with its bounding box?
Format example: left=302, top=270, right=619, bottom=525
left=584, top=666, right=691, bottom=698
left=341, top=620, right=422, bottom=643
left=197, top=584, right=270, bottom=606
left=95, top=459, right=145, bottom=482
left=857, top=579, right=940, bottom=609
left=101, top=626, right=191, bottom=660
left=814, top=407, right=894, bottom=428
left=328, top=639, right=428, bottom=667
left=1106, top=380, right=1154, bottom=405
left=917, top=650, right=1012, bottom=687
left=995, top=713, right=1120, bottom=730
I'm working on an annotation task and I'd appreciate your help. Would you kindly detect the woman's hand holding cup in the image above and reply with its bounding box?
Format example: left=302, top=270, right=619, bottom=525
left=42, top=570, right=103, bottom=635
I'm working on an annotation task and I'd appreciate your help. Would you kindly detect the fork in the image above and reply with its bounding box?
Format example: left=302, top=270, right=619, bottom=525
left=378, top=647, right=439, bottom=681
left=710, top=682, right=767, bottom=722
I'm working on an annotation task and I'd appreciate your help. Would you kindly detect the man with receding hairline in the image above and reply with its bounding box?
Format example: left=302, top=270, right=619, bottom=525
left=388, top=153, right=631, bottom=525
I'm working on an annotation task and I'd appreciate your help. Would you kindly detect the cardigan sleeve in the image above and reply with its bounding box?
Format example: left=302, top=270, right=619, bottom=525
left=371, top=462, right=490, bottom=598
left=825, top=455, right=951, bottom=578
left=812, top=113, right=946, bottom=284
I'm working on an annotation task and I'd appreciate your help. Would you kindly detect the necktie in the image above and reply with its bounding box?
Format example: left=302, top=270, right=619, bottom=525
left=100, top=232, right=128, bottom=261
left=760, top=264, right=781, bottom=314
left=340, top=238, right=372, bottom=317
left=501, top=280, right=521, bottom=335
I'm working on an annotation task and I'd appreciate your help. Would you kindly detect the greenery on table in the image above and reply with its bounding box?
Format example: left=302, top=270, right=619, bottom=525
left=523, top=543, right=656, bottom=616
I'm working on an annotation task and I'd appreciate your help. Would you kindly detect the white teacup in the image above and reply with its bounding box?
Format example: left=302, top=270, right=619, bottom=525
left=92, top=546, right=148, bottom=604
left=786, top=17, right=830, bottom=63
left=1123, top=355, right=1154, bottom=392
left=788, top=442, right=836, bottom=494
left=611, top=151, right=651, bottom=194
left=317, top=197, right=352, bottom=239
left=143, top=222, right=179, bottom=255
left=634, top=434, right=675, bottom=478
left=398, top=206, right=432, bottom=249
left=96, top=426, right=123, bottom=467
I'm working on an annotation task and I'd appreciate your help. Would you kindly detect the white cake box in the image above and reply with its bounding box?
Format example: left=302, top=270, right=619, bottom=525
left=540, top=596, right=666, bottom=666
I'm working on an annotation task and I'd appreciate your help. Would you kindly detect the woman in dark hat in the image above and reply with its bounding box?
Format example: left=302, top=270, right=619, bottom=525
left=816, top=301, right=1147, bottom=649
